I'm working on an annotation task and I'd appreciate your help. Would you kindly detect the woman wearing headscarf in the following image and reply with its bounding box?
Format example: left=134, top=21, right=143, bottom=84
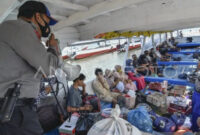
left=114, top=65, right=128, bottom=82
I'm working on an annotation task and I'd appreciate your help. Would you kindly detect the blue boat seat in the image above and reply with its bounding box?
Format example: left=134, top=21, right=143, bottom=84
left=145, top=77, right=194, bottom=87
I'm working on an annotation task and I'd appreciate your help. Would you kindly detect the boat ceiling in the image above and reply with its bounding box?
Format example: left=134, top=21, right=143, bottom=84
left=1, top=0, right=200, bottom=48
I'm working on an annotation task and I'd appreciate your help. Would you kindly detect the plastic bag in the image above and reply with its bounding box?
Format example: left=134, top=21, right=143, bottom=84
left=101, top=108, right=124, bottom=118
left=127, top=90, right=136, bottom=97
left=179, top=117, right=192, bottom=130
left=75, top=113, right=94, bottom=135
left=127, top=107, right=153, bottom=133
left=87, top=105, right=142, bottom=135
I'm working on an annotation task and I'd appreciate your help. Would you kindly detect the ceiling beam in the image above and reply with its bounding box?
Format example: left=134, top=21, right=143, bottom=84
left=51, top=14, right=67, bottom=20
left=54, top=0, right=149, bottom=30
left=41, top=0, right=88, bottom=11
left=76, top=0, right=200, bottom=40
left=0, top=0, right=22, bottom=23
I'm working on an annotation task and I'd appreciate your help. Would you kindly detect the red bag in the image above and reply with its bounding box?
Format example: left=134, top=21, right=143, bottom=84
left=127, top=72, right=146, bottom=90
left=149, top=82, right=162, bottom=91
left=168, top=106, right=192, bottom=115
left=83, top=95, right=101, bottom=112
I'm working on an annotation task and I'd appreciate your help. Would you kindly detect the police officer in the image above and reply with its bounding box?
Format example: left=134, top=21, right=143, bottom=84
left=0, top=1, right=61, bottom=135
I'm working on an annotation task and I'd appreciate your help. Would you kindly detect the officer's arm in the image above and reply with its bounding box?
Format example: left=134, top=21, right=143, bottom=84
left=12, top=25, right=59, bottom=76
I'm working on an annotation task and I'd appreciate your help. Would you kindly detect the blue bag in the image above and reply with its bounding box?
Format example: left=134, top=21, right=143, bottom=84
left=149, top=111, right=159, bottom=121
left=153, top=116, right=176, bottom=132
left=127, top=107, right=153, bottom=133
left=171, top=113, right=186, bottom=127
left=100, top=101, right=112, bottom=110
left=178, top=73, right=188, bottom=80
left=126, top=59, right=133, bottom=66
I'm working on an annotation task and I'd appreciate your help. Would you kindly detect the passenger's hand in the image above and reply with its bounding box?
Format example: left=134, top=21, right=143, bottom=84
left=85, top=105, right=93, bottom=111
left=45, top=86, right=51, bottom=94
left=81, top=83, right=86, bottom=88
left=60, top=115, right=65, bottom=123
left=99, top=76, right=104, bottom=84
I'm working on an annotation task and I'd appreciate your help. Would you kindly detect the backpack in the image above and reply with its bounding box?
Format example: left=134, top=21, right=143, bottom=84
left=37, top=80, right=69, bottom=133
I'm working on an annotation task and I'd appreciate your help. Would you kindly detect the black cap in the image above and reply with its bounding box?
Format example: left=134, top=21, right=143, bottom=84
left=18, top=1, right=57, bottom=25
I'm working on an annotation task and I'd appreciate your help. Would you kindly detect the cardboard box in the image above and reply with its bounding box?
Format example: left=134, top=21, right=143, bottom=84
left=146, top=92, right=166, bottom=107
left=59, top=113, right=80, bottom=135
left=168, top=86, right=186, bottom=96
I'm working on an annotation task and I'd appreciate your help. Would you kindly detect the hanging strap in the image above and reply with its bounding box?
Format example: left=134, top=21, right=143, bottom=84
left=47, top=78, right=68, bottom=120
left=56, top=80, right=72, bottom=120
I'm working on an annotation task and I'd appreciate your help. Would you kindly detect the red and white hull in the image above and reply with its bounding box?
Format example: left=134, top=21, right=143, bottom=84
left=74, top=46, right=116, bottom=59
left=62, top=44, right=141, bottom=60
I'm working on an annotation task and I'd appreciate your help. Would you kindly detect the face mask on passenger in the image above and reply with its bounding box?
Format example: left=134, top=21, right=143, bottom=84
left=35, top=14, right=51, bottom=37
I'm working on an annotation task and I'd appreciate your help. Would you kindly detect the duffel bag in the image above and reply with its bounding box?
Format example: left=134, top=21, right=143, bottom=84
left=153, top=116, right=176, bottom=132
left=171, top=113, right=186, bottom=128
left=37, top=104, right=62, bottom=133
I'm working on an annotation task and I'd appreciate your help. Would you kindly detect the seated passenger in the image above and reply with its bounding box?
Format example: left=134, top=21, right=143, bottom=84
left=160, top=51, right=171, bottom=61
left=149, top=50, right=157, bottom=64
left=155, top=46, right=162, bottom=59
left=92, top=68, right=120, bottom=106
left=138, top=54, right=149, bottom=65
left=114, top=65, right=128, bottom=82
left=104, top=69, right=115, bottom=89
left=114, top=77, right=125, bottom=93
left=132, top=54, right=138, bottom=68
left=144, top=50, right=151, bottom=63
left=125, top=79, right=137, bottom=92
left=67, top=74, right=93, bottom=112
left=136, top=55, right=151, bottom=76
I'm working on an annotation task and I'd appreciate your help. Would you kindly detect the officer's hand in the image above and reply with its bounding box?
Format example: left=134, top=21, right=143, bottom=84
left=45, top=86, right=51, bottom=94
left=48, top=33, right=58, bottom=47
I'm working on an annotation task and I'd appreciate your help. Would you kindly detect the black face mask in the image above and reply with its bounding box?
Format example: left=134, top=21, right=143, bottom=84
left=35, top=15, right=51, bottom=37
